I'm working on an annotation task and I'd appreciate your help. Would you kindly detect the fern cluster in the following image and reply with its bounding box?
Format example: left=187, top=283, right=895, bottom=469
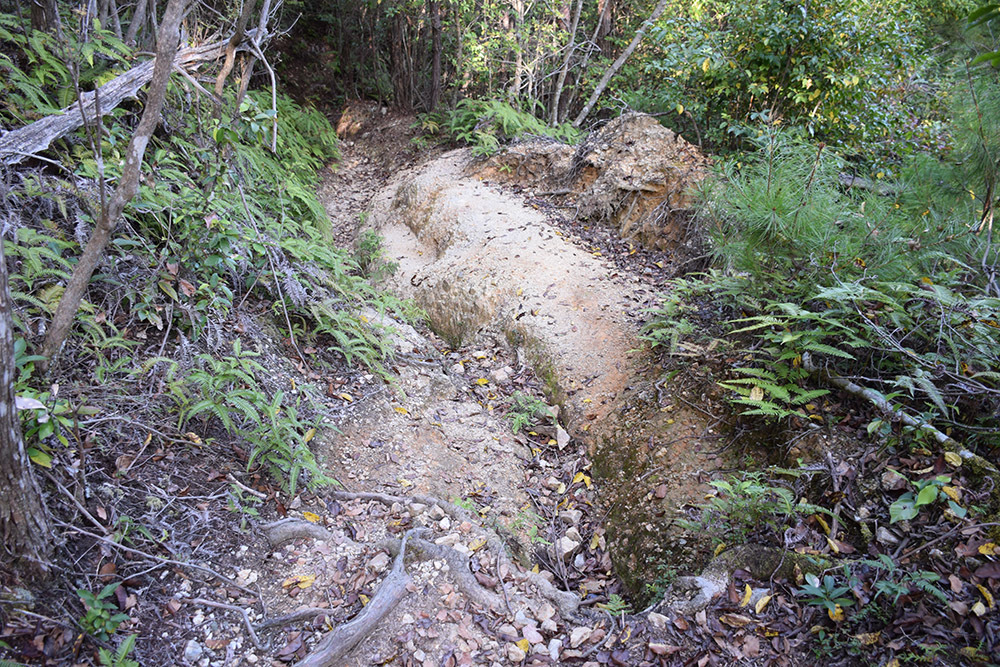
left=415, top=98, right=580, bottom=156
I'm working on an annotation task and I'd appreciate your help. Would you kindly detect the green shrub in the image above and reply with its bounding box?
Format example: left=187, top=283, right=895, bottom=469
left=630, top=0, right=927, bottom=162
left=416, top=98, right=580, bottom=155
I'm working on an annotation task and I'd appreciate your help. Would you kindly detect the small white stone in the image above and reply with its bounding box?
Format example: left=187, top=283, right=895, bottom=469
left=548, top=638, right=563, bottom=660
left=648, top=612, right=668, bottom=630
left=439, top=516, right=452, bottom=531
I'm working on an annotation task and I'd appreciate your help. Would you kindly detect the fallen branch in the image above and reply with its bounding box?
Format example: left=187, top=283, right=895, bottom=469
left=0, top=32, right=255, bottom=165
left=255, top=606, right=332, bottom=631
left=260, top=518, right=339, bottom=546
left=294, top=530, right=414, bottom=667
left=802, top=353, right=1000, bottom=480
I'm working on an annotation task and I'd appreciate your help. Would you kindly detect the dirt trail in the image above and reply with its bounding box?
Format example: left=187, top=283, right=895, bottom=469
left=236, top=104, right=725, bottom=667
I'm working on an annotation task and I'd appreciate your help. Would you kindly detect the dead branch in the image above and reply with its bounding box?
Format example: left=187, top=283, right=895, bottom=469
left=0, top=32, right=255, bottom=166
left=802, top=352, right=1000, bottom=480
left=56, top=522, right=261, bottom=597
left=255, top=606, right=332, bottom=631
left=294, top=530, right=415, bottom=667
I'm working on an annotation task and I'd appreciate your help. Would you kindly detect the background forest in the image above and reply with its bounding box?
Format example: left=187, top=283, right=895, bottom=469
left=1, top=0, right=1000, bottom=664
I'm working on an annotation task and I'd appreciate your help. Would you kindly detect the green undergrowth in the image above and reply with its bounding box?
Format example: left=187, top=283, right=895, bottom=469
left=414, top=98, right=580, bottom=156
left=3, top=12, right=410, bottom=493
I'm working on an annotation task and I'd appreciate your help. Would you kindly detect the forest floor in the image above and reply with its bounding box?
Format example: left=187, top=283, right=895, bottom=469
left=5, top=102, right=998, bottom=667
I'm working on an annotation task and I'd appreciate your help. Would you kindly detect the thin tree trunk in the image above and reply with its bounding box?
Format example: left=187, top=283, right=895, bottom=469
left=124, top=0, right=147, bottom=46
left=550, top=0, right=583, bottom=125
left=41, top=0, right=188, bottom=363
left=109, top=0, right=123, bottom=39
left=572, top=0, right=667, bottom=128
left=30, top=0, right=61, bottom=35
left=509, top=0, right=525, bottom=101
left=429, top=0, right=442, bottom=110
left=214, top=0, right=259, bottom=111
left=0, top=233, right=52, bottom=576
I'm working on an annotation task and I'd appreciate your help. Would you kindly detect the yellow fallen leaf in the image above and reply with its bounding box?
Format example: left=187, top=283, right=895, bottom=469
left=556, top=483, right=566, bottom=494
left=548, top=439, right=557, bottom=446
left=185, top=432, right=203, bottom=444
left=590, top=534, right=601, bottom=551
left=972, top=601, right=987, bottom=617
left=855, top=631, right=880, bottom=646
left=826, top=537, right=840, bottom=554
left=814, top=514, right=831, bottom=535
left=359, top=594, right=370, bottom=605
left=714, top=543, right=727, bottom=557
left=531, top=564, right=540, bottom=574
left=572, top=472, right=592, bottom=488
left=469, top=538, right=487, bottom=551
left=399, top=478, right=413, bottom=488
left=755, top=594, right=772, bottom=614
left=719, top=613, right=752, bottom=628
left=302, top=511, right=321, bottom=523
left=282, top=574, right=316, bottom=589
left=979, top=542, right=997, bottom=556
left=516, top=638, right=530, bottom=652
left=473, top=351, right=488, bottom=359
left=740, top=584, right=752, bottom=608
left=941, top=485, right=962, bottom=503
left=303, top=428, right=316, bottom=444
left=475, top=378, right=489, bottom=385
left=944, top=451, right=962, bottom=467
left=886, top=658, right=900, bottom=667
left=339, top=392, right=354, bottom=402
left=828, top=605, right=845, bottom=622
left=977, top=584, right=995, bottom=609
left=394, top=406, right=410, bottom=415
left=516, top=288, right=523, bottom=296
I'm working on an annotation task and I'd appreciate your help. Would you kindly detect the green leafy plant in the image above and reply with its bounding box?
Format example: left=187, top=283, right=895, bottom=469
left=796, top=573, right=855, bottom=615
left=77, top=584, right=129, bottom=641
left=687, top=472, right=830, bottom=544
left=888, top=474, right=966, bottom=523
left=98, top=634, right=139, bottom=667
left=596, top=593, right=632, bottom=616
left=353, top=228, right=398, bottom=281
left=862, top=554, right=948, bottom=604
left=507, top=391, right=551, bottom=434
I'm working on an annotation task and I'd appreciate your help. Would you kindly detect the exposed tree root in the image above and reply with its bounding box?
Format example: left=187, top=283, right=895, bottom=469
left=331, top=490, right=582, bottom=617
left=261, top=518, right=339, bottom=546
left=255, top=607, right=333, bottom=631
left=293, top=530, right=414, bottom=667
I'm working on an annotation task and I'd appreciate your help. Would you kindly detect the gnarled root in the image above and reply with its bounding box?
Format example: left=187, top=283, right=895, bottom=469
left=293, top=531, right=414, bottom=667
left=331, top=490, right=582, bottom=618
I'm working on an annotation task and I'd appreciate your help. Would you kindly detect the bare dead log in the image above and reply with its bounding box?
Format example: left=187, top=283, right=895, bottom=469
left=0, top=34, right=251, bottom=166
left=294, top=531, right=414, bottom=667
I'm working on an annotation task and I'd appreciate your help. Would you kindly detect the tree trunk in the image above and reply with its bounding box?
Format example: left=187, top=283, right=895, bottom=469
left=572, top=0, right=667, bottom=128
left=509, top=0, right=525, bottom=101
left=124, top=0, right=148, bottom=46
left=428, top=0, right=443, bottom=110
left=549, top=0, right=584, bottom=125
left=0, top=234, right=52, bottom=576
left=40, top=0, right=188, bottom=363
left=30, top=0, right=61, bottom=34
